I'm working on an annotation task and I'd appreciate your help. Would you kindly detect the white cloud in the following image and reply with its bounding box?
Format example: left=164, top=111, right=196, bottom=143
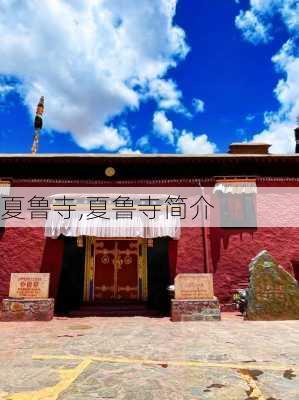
left=0, top=83, right=14, bottom=99
left=192, top=98, right=205, bottom=113
left=118, top=148, right=142, bottom=154
left=235, top=1, right=299, bottom=153
left=251, top=122, right=295, bottom=153
left=235, top=10, right=271, bottom=44
left=153, top=110, right=175, bottom=145
left=246, top=114, right=256, bottom=122
left=74, top=126, right=128, bottom=151
left=148, top=78, right=184, bottom=111
left=235, top=0, right=299, bottom=44
left=0, top=0, right=188, bottom=150
left=272, top=41, right=299, bottom=122
left=251, top=41, right=298, bottom=153
left=136, top=135, right=151, bottom=150
left=176, top=130, right=217, bottom=154
left=151, top=109, right=216, bottom=153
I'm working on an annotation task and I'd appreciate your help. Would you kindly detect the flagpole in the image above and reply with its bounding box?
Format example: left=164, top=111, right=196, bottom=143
left=31, top=96, right=45, bottom=154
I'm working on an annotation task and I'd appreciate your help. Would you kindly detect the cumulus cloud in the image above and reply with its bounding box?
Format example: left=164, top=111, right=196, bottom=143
left=151, top=106, right=216, bottom=153
left=192, top=98, right=205, bottom=113
left=153, top=110, right=176, bottom=144
left=251, top=121, right=295, bottom=153
left=0, top=0, right=188, bottom=150
left=235, top=1, right=299, bottom=153
left=235, top=10, right=271, bottom=44
left=251, top=40, right=298, bottom=153
left=136, top=135, right=151, bottom=150
left=0, top=84, right=13, bottom=99
left=148, top=79, right=184, bottom=112
left=176, top=130, right=217, bottom=154
left=235, top=0, right=299, bottom=45
left=118, top=148, right=142, bottom=154
left=75, top=126, right=129, bottom=151
left=0, top=77, right=15, bottom=100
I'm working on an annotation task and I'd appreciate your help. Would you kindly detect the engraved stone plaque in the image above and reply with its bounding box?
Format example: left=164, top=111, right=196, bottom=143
left=9, top=273, right=50, bottom=299
left=175, top=273, right=214, bottom=300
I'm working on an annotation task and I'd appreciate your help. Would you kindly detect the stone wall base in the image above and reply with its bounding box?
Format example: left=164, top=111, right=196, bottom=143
left=171, top=298, right=221, bottom=322
left=0, top=298, right=54, bottom=321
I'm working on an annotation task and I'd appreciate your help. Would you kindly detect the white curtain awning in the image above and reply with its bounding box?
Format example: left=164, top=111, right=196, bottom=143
left=213, top=181, right=257, bottom=194
left=0, top=180, right=11, bottom=196
left=45, top=192, right=181, bottom=239
left=44, top=211, right=180, bottom=239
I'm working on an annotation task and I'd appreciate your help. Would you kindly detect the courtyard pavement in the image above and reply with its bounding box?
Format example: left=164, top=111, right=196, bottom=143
left=0, top=313, right=299, bottom=400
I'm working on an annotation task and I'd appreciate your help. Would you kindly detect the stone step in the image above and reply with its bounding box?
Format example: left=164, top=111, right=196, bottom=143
left=68, top=304, right=162, bottom=318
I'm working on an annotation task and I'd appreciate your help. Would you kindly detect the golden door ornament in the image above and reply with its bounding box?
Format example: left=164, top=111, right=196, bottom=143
left=113, top=255, right=123, bottom=270
left=101, top=255, right=110, bottom=264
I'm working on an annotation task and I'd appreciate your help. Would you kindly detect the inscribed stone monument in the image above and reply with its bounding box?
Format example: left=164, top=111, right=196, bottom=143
left=9, top=273, right=50, bottom=299
left=246, top=250, right=299, bottom=320
left=0, top=273, right=54, bottom=322
left=172, top=273, right=220, bottom=321
left=175, top=273, right=214, bottom=300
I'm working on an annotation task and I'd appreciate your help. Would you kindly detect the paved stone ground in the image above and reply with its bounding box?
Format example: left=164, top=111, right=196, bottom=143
left=0, top=313, right=299, bottom=399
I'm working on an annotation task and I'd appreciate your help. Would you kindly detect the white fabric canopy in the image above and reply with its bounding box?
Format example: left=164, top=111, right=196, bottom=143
left=0, top=181, right=11, bottom=196
left=45, top=192, right=181, bottom=239
left=44, top=210, right=180, bottom=239
left=213, top=181, right=257, bottom=194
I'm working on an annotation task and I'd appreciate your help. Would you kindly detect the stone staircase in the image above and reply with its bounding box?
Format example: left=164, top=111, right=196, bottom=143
left=68, top=302, right=163, bottom=318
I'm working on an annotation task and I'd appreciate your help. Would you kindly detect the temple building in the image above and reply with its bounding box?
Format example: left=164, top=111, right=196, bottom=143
left=0, top=139, right=299, bottom=315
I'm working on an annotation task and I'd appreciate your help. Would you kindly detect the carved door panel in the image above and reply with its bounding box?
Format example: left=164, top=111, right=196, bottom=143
left=116, top=240, right=139, bottom=300
left=94, top=239, right=139, bottom=301
left=94, top=240, right=115, bottom=300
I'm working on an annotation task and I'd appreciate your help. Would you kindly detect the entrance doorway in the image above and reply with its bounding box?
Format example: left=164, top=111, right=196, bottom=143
left=84, top=238, right=148, bottom=304
left=55, top=236, right=172, bottom=315
left=55, top=236, right=85, bottom=314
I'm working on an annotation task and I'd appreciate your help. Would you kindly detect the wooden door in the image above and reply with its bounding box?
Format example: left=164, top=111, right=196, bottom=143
left=94, top=239, right=139, bottom=301
left=94, top=240, right=115, bottom=300
left=116, top=240, right=139, bottom=300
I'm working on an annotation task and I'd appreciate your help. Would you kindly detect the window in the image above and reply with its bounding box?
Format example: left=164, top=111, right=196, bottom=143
left=213, top=179, right=257, bottom=228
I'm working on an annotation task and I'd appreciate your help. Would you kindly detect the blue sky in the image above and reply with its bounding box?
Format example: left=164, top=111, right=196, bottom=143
left=0, top=0, right=298, bottom=154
